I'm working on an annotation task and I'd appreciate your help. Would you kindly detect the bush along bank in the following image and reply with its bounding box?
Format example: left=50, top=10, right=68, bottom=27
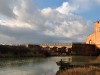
left=0, top=44, right=50, bottom=57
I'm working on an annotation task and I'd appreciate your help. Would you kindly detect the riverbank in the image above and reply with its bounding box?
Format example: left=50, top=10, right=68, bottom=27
left=0, top=44, right=51, bottom=57
left=56, top=66, right=100, bottom=75
left=0, top=44, right=71, bottom=57
left=0, top=43, right=99, bottom=57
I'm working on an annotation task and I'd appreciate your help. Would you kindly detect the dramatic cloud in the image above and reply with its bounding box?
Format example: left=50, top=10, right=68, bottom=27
left=0, top=0, right=16, bottom=18
left=0, top=0, right=93, bottom=44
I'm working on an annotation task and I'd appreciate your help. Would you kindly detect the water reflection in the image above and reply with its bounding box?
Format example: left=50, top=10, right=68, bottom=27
left=0, top=56, right=99, bottom=75
left=0, top=57, right=62, bottom=75
left=72, top=56, right=99, bottom=62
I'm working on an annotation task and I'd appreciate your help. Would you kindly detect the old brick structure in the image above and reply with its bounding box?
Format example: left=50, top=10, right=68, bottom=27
left=86, top=21, right=100, bottom=48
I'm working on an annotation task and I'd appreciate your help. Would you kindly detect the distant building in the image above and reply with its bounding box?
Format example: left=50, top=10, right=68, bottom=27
left=86, top=21, right=100, bottom=48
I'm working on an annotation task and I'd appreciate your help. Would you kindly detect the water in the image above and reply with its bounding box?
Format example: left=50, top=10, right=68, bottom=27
left=0, top=56, right=99, bottom=75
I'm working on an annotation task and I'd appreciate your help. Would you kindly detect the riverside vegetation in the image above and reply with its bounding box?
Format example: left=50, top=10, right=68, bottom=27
left=56, top=66, right=100, bottom=75
left=0, top=44, right=50, bottom=57
left=0, top=43, right=100, bottom=57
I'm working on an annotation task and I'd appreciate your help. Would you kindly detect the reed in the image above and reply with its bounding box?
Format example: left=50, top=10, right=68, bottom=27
left=56, top=66, right=100, bottom=75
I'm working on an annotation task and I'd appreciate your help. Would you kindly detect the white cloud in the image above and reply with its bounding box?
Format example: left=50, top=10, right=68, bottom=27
left=0, top=19, right=33, bottom=29
left=41, top=7, right=53, bottom=15
left=41, top=3, right=89, bottom=39
left=56, top=2, right=76, bottom=15
left=44, top=21, right=85, bottom=38
left=0, top=0, right=92, bottom=44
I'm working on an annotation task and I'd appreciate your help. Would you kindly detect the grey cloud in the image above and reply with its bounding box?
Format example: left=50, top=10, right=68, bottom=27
left=0, top=0, right=93, bottom=44
left=0, top=0, right=16, bottom=18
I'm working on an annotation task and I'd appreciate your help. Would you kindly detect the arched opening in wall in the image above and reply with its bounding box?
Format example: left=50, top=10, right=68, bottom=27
left=45, top=46, right=50, bottom=51
left=52, top=47, right=58, bottom=52
left=61, top=47, right=66, bottom=52
left=89, top=40, right=92, bottom=44
left=60, top=47, right=66, bottom=55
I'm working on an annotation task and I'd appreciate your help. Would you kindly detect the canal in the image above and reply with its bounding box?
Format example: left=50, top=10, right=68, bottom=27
left=0, top=56, right=99, bottom=75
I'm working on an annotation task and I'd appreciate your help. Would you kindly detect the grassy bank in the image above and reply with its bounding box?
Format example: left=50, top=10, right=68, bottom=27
left=56, top=66, right=100, bottom=75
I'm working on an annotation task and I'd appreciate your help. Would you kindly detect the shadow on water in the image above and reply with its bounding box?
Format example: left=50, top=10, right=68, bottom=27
left=72, top=56, right=99, bottom=62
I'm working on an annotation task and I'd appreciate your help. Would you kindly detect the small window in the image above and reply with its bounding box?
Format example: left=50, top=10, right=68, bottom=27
left=97, top=27, right=100, bottom=32
left=89, top=40, right=92, bottom=44
left=97, top=21, right=99, bottom=23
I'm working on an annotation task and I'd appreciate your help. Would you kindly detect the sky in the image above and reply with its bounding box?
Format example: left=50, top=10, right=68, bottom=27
left=0, top=0, right=100, bottom=44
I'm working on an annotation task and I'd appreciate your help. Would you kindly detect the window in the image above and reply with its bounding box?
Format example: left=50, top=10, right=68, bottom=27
left=97, top=27, right=100, bottom=32
left=89, top=40, right=92, bottom=44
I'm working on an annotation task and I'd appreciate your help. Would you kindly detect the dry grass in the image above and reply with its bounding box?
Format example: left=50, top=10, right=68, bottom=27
left=56, top=66, right=100, bottom=75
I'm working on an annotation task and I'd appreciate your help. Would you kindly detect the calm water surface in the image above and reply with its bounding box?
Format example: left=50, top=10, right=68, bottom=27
left=0, top=56, right=99, bottom=75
